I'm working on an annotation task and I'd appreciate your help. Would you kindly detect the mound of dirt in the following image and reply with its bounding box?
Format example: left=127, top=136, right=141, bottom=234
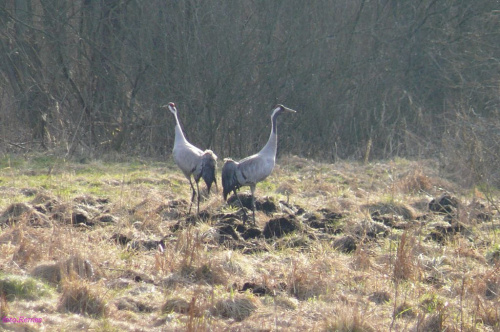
left=426, top=221, right=469, bottom=244
left=0, top=202, right=51, bottom=227
left=263, top=215, right=301, bottom=239
left=333, top=235, right=357, bottom=253
left=349, top=219, right=390, bottom=240
left=227, top=194, right=277, bottom=214
left=429, top=194, right=460, bottom=214
left=216, top=223, right=241, bottom=243
left=303, top=208, right=344, bottom=234
left=240, top=282, right=272, bottom=296
left=363, top=202, right=417, bottom=221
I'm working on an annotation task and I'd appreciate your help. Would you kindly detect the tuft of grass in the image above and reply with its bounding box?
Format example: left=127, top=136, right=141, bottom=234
left=324, top=305, right=376, bottom=332
left=58, top=278, right=107, bottom=317
left=213, top=294, right=258, bottom=321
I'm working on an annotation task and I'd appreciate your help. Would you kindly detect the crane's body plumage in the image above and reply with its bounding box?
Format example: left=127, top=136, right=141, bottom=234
left=222, top=105, right=296, bottom=224
left=165, top=102, right=217, bottom=214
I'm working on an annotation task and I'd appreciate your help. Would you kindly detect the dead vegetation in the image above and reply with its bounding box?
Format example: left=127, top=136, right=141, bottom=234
left=0, top=156, right=499, bottom=331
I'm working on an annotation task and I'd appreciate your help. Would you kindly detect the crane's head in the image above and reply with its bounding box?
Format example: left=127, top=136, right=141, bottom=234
left=162, top=102, right=177, bottom=115
left=270, top=105, right=296, bottom=134
left=271, top=104, right=297, bottom=119
left=272, top=104, right=297, bottom=117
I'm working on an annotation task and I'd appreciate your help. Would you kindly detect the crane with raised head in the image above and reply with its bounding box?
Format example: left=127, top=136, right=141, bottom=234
left=163, top=102, right=218, bottom=215
left=222, top=104, right=296, bottom=224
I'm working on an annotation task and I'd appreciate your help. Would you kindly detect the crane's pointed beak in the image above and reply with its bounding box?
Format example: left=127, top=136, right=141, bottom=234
left=284, top=106, right=297, bottom=113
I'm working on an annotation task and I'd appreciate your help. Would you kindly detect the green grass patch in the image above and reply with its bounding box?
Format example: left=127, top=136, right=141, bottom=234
left=0, top=274, right=53, bottom=301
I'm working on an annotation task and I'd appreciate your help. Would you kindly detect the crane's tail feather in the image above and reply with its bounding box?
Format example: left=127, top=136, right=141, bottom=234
left=201, top=150, right=218, bottom=194
left=222, top=158, right=240, bottom=201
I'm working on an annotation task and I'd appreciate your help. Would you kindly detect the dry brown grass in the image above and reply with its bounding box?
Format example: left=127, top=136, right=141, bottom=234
left=0, top=156, right=498, bottom=331
left=324, top=305, right=377, bottom=332
left=213, top=294, right=259, bottom=321
left=58, top=277, right=107, bottom=317
left=393, top=232, right=421, bottom=283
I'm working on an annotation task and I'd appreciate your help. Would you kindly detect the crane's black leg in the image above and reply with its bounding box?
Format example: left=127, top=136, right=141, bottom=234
left=234, top=190, right=248, bottom=224
left=195, top=180, right=200, bottom=215
left=188, top=178, right=196, bottom=214
left=250, top=185, right=256, bottom=225
left=214, top=179, right=219, bottom=194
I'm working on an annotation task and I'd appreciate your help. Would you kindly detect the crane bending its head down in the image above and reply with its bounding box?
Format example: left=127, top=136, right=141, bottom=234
left=222, top=104, right=296, bottom=224
left=163, top=102, right=218, bottom=215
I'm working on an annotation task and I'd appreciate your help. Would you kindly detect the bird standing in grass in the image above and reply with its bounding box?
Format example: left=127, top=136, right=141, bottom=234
left=164, top=102, right=218, bottom=215
left=222, top=104, right=296, bottom=224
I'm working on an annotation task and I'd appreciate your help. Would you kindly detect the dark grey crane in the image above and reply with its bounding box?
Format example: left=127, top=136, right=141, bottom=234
left=222, top=104, right=296, bottom=224
left=164, top=102, right=218, bottom=215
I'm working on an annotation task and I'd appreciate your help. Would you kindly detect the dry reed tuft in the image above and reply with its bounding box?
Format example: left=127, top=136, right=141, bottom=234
left=396, top=167, right=434, bottom=193
left=393, top=232, right=421, bottom=283
left=286, top=254, right=338, bottom=301
left=323, top=305, right=376, bottom=332
left=58, top=278, right=107, bottom=317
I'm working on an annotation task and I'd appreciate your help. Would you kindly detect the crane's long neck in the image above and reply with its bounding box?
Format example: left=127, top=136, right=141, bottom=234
left=258, top=112, right=279, bottom=158
left=173, top=112, right=188, bottom=145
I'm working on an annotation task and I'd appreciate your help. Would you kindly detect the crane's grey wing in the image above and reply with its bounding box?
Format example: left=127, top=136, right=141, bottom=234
left=198, top=149, right=218, bottom=193
left=237, top=154, right=274, bottom=184
left=222, top=158, right=240, bottom=201
left=173, top=143, right=204, bottom=178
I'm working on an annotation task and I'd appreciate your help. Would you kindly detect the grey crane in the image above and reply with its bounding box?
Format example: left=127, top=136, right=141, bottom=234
left=164, top=102, right=218, bottom=215
left=222, top=104, right=296, bottom=224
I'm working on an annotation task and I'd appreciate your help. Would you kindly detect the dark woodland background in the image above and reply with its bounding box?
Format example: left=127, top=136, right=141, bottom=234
left=0, top=1, right=499, bottom=185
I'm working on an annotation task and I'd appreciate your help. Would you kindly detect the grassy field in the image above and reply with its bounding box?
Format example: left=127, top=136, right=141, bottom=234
left=0, top=154, right=499, bottom=331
